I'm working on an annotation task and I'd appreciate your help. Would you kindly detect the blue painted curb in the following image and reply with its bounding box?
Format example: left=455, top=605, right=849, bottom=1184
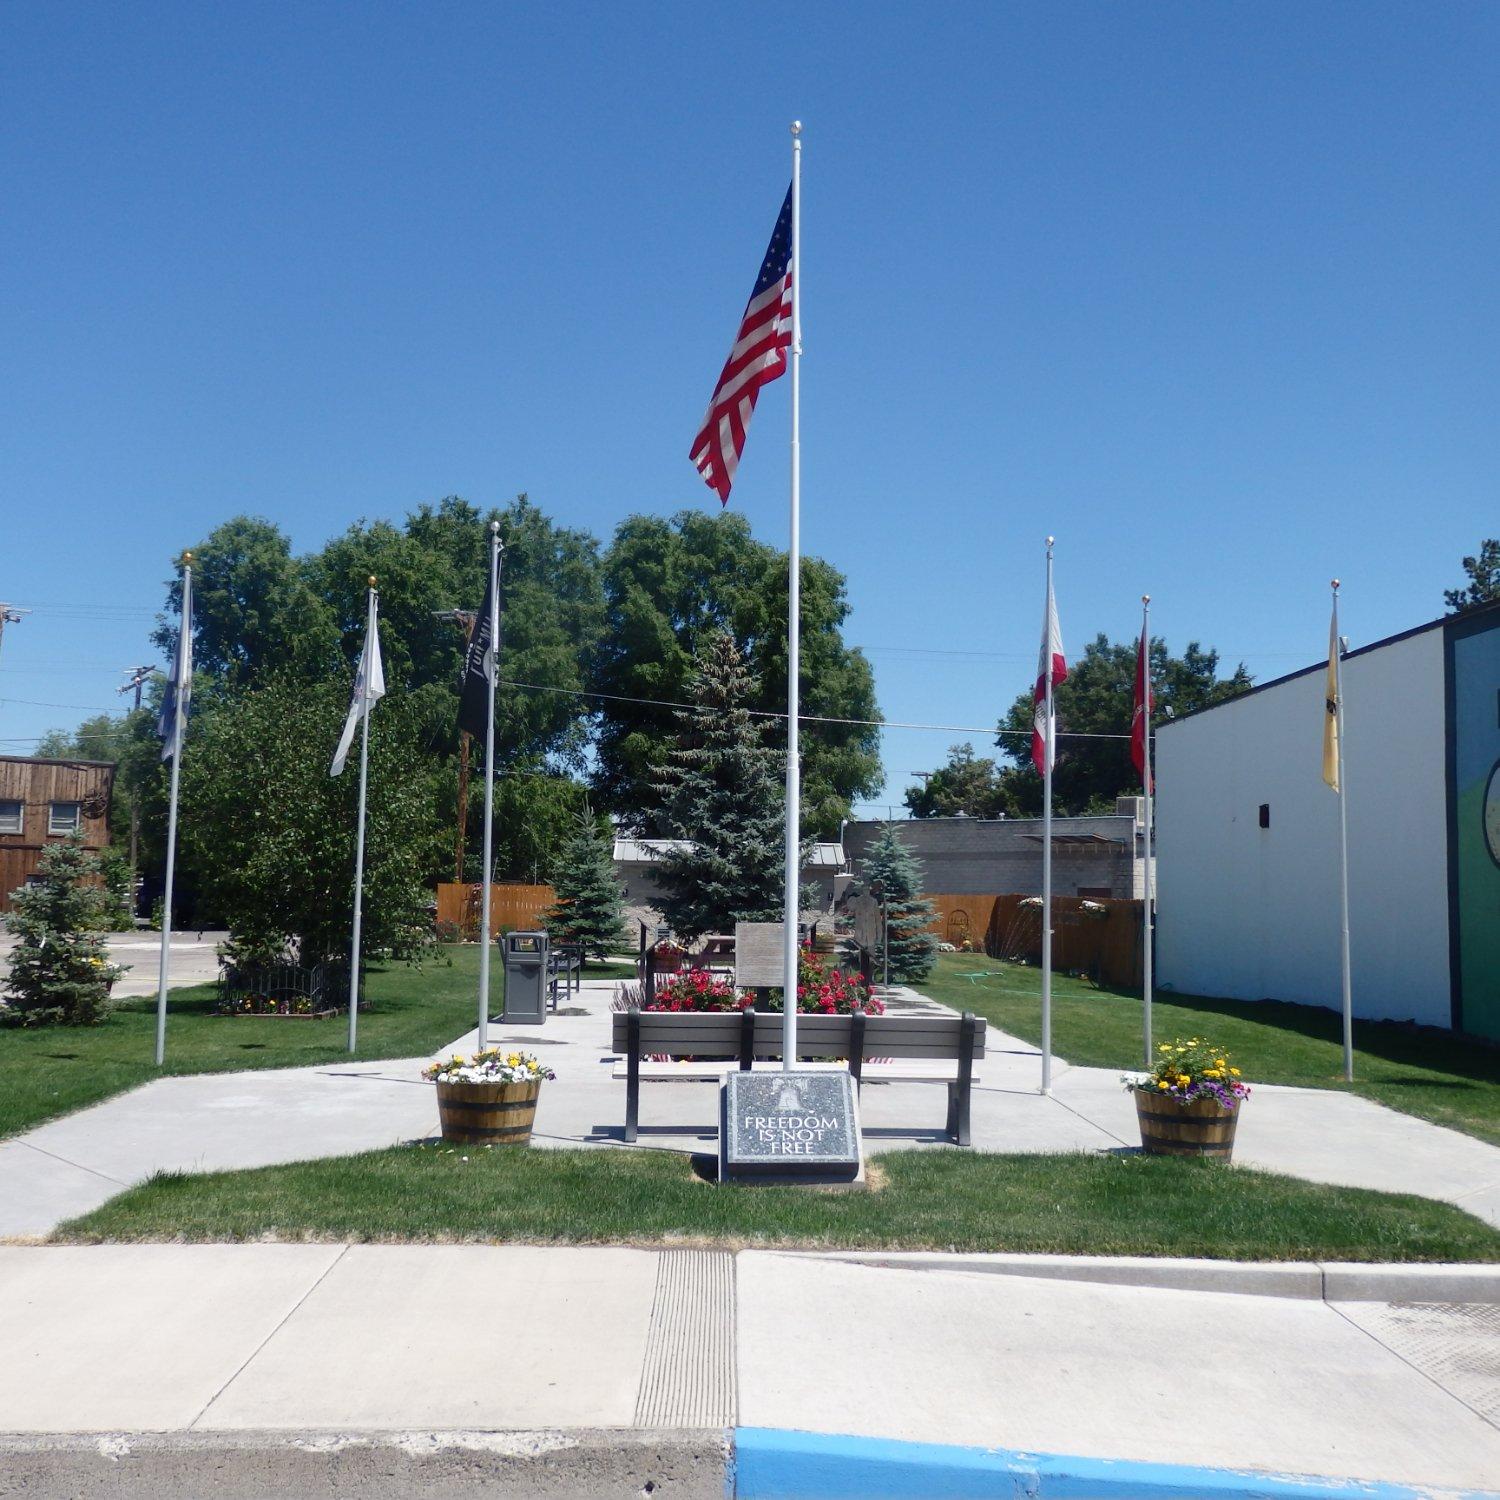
left=732, top=1427, right=1497, bottom=1500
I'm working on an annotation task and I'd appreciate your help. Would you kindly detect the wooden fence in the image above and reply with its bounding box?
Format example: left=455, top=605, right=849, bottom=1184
left=926, top=891, right=1144, bottom=990
left=435, top=882, right=556, bottom=939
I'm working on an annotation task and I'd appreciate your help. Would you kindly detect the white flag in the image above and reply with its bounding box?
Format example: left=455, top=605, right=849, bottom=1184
left=331, top=602, right=385, bottom=777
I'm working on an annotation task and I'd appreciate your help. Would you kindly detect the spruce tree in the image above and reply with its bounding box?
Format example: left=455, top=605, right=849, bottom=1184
left=861, top=823, right=938, bottom=984
left=542, top=815, right=628, bottom=959
left=650, top=633, right=785, bottom=941
left=3, top=836, right=123, bottom=1026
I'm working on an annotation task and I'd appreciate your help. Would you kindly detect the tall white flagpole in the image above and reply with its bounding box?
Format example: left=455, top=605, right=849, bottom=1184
left=1141, top=594, right=1154, bottom=1070
left=347, top=579, right=377, bottom=1054
left=781, top=120, right=803, bottom=1072
left=476, top=522, right=502, bottom=1052
left=154, top=553, right=191, bottom=1068
left=1332, top=579, right=1354, bottom=1082
left=1040, top=537, right=1055, bottom=1095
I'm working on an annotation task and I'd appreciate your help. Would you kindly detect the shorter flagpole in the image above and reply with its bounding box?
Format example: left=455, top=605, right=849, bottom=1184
left=1040, top=537, right=1055, bottom=1096
left=154, top=554, right=191, bottom=1068
left=347, top=579, right=377, bottom=1054
left=476, top=523, right=502, bottom=1052
left=1332, top=579, right=1354, bottom=1082
left=1141, top=595, right=1154, bottom=1070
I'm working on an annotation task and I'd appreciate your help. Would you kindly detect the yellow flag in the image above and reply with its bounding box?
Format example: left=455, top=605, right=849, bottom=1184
left=1322, top=608, right=1340, bottom=791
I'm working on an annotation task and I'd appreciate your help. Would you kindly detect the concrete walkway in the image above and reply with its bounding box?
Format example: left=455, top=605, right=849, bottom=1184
left=3, top=976, right=1500, bottom=1238
left=0, top=1244, right=1495, bottom=1494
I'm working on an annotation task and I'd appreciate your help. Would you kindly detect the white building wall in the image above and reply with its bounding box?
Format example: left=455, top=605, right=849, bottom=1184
left=1156, top=626, right=1451, bottom=1027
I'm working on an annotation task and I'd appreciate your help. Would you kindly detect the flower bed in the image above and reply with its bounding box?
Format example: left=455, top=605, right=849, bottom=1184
left=223, top=994, right=338, bottom=1018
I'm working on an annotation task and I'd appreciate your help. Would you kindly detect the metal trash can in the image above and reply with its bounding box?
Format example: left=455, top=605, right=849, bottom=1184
left=500, top=930, right=550, bottom=1025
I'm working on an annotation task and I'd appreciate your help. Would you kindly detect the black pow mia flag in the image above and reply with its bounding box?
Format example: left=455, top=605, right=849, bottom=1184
left=457, top=567, right=502, bottom=740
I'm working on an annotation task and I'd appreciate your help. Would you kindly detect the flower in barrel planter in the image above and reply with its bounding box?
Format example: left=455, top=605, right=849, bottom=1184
left=423, top=1049, right=556, bottom=1146
left=1123, top=1037, right=1250, bottom=1160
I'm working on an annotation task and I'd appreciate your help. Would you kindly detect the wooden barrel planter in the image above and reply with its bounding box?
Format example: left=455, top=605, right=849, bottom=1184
left=436, top=1080, right=542, bottom=1146
left=1135, top=1091, right=1240, bottom=1160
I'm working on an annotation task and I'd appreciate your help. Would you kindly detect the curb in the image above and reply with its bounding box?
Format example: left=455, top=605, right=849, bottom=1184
left=802, top=1251, right=1500, bottom=1303
left=732, top=1428, right=1499, bottom=1499
left=0, top=1429, right=729, bottom=1498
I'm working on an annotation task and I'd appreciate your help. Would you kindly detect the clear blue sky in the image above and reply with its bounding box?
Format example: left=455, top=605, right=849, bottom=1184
left=3, top=1, right=1496, bottom=814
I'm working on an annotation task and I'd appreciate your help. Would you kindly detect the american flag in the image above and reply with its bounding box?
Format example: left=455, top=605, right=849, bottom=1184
left=690, top=185, right=794, bottom=504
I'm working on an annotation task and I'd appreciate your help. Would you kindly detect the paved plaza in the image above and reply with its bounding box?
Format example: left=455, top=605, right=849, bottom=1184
left=3, top=975, right=1499, bottom=1240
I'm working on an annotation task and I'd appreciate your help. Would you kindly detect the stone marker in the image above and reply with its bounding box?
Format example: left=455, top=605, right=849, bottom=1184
left=734, top=921, right=785, bottom=989
left=720, top=1070, right=862, bottom=1184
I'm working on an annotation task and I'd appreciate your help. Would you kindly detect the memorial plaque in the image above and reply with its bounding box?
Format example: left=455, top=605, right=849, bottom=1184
left=720, top=1069, right=862, bottom=1183
left=734, top=921, right=786, bottom=989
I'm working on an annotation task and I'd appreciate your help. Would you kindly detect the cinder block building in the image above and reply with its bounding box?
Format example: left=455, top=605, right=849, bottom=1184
left=612, top=837, right=846, bottom=947
left=0, top=756, right=115, bottom=912
left=842, top=802, right=1146, bottom=902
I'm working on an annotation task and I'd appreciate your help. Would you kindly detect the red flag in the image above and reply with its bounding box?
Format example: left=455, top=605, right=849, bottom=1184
left=1031, top=574, right=1067, bottom=771
left=1131, top=619, right=1153, bottom=792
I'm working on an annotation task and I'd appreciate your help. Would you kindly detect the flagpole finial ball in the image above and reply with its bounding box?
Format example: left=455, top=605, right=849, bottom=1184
left=490, top=519, right=501, bottom=535
left=1142, top=594, right=1151, bottom=605
left=1046, top=535, right=1055, bottom=548
left=368, top=575, right=377, bottom=588
left=790, top=120, right=802, bottom=137
left=1332, top=578, right=1340, bottom=590
left=182, top=551, right=192, bottom=564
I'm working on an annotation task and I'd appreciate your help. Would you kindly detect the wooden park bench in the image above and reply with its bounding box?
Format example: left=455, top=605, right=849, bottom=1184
left=609, top=1008, right=985, bottom=1147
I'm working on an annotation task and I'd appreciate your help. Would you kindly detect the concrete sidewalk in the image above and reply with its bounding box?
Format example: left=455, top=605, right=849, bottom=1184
left=5, top=976, right=1500, bottom=1239
left=0, top=1244, right=1495, bottom=1494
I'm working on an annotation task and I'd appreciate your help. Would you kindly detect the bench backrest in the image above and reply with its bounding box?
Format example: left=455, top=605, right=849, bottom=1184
left=609, top=1009, right=985, bottom=1061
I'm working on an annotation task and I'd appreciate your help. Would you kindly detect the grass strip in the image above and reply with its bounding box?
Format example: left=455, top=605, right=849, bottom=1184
left=54, top=1145, right=1500, bottom=1262
left=920, top=954, right=1500, bottom=1146
left=0, top=947, right=632, bottom=1138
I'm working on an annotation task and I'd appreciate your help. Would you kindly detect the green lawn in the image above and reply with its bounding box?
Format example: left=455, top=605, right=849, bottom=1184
left=54, top=1144, right=1500, bottom=1262
left=0, top=946, right=632, bottom=1140
left=920, top=953, right=1500, bottom=1146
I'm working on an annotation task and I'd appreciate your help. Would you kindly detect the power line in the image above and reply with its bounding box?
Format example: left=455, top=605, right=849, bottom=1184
left=494, top=677, right=1133, bottom=740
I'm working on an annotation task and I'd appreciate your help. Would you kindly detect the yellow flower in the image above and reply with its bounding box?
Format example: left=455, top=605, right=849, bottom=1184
left=1158, top=1081, right=1169, bottom=1090
left=1180, top=1074, right=1191, bottom=1085
left=1230, top=1068, right=1241, bottom=1077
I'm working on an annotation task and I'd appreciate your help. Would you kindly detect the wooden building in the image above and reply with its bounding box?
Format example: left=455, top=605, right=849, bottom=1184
left=0, top=756, right=115, bottom=913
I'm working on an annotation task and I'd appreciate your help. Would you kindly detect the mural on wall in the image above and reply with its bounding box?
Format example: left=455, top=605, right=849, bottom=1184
left=1447, top=612, right=1500, bottom=1042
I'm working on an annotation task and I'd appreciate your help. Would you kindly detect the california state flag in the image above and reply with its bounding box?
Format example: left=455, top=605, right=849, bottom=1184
left=1031, top=574, right=1067, bottom=771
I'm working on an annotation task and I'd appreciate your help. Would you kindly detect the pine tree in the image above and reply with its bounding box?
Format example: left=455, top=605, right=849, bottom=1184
left=3, top=836, right=124, bottom=1026
left=650, top=633, right=785, bottom=941
left=542, top=814, right=628, bottom=959
left=861, top=823, right=938, bottom=984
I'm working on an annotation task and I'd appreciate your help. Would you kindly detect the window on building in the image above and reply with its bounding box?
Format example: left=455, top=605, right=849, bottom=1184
left=1258, top=803, right=1271, bottom=829
left=0, top=799, right=22, bottom=834
left=48, top=801, right=82, bottom=836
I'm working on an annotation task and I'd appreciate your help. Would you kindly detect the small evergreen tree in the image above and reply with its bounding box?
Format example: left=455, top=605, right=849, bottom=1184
left=650, top=633, right=785, bottom=941
left=861, top=823, right=938, bottom=984
left=543, top=814, right=628, bottom=959
left=3, top=836, right=124, bottom=1026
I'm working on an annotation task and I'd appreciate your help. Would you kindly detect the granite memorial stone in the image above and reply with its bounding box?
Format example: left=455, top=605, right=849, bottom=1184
left=720, top=1069, right=862, bottom=1183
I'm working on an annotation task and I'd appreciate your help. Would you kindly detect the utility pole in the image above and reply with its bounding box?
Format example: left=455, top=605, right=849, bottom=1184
left=433, top=609, right=478, bottom=885
left=117, top=665, right=155, bottom=889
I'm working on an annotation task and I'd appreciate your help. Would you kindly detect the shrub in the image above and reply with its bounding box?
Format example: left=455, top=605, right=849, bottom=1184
left=2, top=836, right=124, bottom=1026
